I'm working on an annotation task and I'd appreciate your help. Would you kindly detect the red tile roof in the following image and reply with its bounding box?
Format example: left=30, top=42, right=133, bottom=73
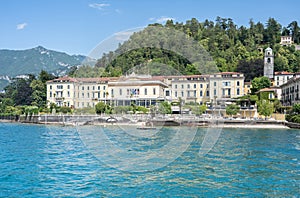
left=274, top=71, right=293, bottom=75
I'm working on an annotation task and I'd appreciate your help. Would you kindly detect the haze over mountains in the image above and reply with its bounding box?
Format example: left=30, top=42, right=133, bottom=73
left=0, top=46, right=95, bottom=89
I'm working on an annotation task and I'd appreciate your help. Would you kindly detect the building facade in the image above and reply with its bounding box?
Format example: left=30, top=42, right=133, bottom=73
left=209, top=72, right=244, bottom=104
left=274, top=71, right=294, bottom=87
left=280, top=36, right=293, bottom=46
left=47, top=72, right=245, bottom=109
left=280, top=76, right=300, bottom=106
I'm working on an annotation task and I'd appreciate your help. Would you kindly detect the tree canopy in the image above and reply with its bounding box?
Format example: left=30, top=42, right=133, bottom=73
left=71, top=17, right=300, bottom=78
left=251, top=76, right=271, bottom=94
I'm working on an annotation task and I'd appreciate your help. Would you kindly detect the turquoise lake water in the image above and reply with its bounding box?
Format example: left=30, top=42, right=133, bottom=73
left=0, top=123, right=299, bottom=197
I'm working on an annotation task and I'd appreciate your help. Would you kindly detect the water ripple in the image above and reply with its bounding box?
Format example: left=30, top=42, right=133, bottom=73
left=0, top=123, right=299, bottom=197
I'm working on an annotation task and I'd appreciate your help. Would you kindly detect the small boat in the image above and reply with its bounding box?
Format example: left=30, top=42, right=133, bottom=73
left=136, top=126, right=156, bottom=130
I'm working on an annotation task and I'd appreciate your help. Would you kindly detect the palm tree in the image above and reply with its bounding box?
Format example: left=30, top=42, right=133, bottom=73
left=288, top=21, right=300, bottom=43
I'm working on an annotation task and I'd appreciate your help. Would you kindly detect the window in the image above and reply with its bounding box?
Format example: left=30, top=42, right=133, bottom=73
left=50, top=85, right=52, bottom=90
left=222, top=82, right=231, bottom=86
left=181, top=91, right=184, bottom=97
left=67, top=85, right=70, bottom=89
left=194, top=90, right=196, bottom=97
left=87, top=93, right=90, bottom=98
left=166, top=90, right=170, bottom=96
left=194, top=84, right=196, bottom=89
left=57, top=85, right=63, bottom=89
left=214, top=89, right=216, bottom=96
left=277, top=76, right=279, bottom=81
left=98, top=86, right=100, bottom=90
left=82, top=86, right=84, bottom=90
left=82, top=102, right=84, bottom=107
left=187, top=91, right=190, bottom=97
left=145, top=88, right=148, bottom=95
left=200, top=91, right=203, bottom=97
left=103, top=86, right=106, bottom=90
left=92, top=93, right=95, bottom=98
left=187, top=84, right=190, bottom=89
left=98, top=92, right=100, bottom=98
left=82, top=93, right=84, bottom=98
left=153, top=88, right=156, bottom=95
left=237, top=81, right=240, bottom=86
left=206, top=90, right=209, bottom=97
left=119, top=89, right=122, bottom=95
left=93, top=86, right=95, bottom=90
left=111, top=89, right=114, bottom=96
left=214, top=82, right=217, bottom=86
left=200, top=84, right=203, bottom=88
left=50, top=92, right=52, bottom=97
left=87, top=86, right=90, bottom=90
left=175, top=84, right=177, bottom=89
left=228, top=89, right=231, bottom=96
left=175, top=91, right=177, bottom=97
left=181, top=84, right=184, bottom=89
left=67, top=91, right=70, bottom=97
left=237, top=88, right=240, bottom=95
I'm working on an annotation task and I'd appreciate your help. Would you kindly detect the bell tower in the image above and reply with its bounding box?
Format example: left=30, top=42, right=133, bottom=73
left=264, top=47, right=274, bottom=79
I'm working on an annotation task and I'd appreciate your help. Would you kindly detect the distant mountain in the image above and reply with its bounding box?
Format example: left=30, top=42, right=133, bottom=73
left=0, top=46, right=96, bottom=90
left=0, top=46, right=95, bottom=77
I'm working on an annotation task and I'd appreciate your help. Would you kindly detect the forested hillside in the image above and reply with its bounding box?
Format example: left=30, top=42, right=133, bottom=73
left=71, top=17, right=300, bottom=81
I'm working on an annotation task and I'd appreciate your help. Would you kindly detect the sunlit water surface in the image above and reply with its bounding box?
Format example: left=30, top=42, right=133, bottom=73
left=0, top=123, right=299, bottom=197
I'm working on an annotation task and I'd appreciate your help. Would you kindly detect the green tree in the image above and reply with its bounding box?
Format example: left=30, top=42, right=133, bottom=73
left=288, top=21, right=300, bottom=44
left=95, top=102, right=110, bottom=114
left=292, top=103, right=300, bottom=114
left=236, top=59, right=263, bottom=82
left=226, top=104, right=240, bottom=117
left=251, top=76, right=271, bottom=94
left=257, top=100, right=274, bottom=118
left=39, top=70, right=56, bottom=83
left=4, top=77, right=35, bottom=106
left=158, top=102, right=172, bottom=115
left=30, top=79, right=46, bottom=108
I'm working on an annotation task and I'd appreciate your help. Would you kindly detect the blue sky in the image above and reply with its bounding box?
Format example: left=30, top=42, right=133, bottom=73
left=1, top=0, right=299, bottom=57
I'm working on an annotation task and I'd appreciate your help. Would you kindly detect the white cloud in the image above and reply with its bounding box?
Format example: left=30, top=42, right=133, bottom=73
left=149, top=16, right=175, bottom=24
left=89, top=3, right=110, bottom=10
left=16, top=23, right=27, bottom=30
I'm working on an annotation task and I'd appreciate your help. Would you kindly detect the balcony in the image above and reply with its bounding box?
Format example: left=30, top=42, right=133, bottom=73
left=55, top=97, right=65, bottom=101
left=222, top=95, right=231, bottom=98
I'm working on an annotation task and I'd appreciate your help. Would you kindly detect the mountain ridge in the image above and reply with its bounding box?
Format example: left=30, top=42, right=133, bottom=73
left=0, top=46, right=95, bottom=90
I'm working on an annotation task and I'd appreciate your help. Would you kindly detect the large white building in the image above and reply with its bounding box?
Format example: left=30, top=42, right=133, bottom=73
left=280, top=36, right=293, bottom=46
left=46, top=72, right=245, bottom=108
left=274, top=71, right=294, bottom=87
left=280, top=74, right=300, bottom=106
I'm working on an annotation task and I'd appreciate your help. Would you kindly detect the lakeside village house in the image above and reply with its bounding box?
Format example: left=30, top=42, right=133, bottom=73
left=46, top=47, right=300, bottom=116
